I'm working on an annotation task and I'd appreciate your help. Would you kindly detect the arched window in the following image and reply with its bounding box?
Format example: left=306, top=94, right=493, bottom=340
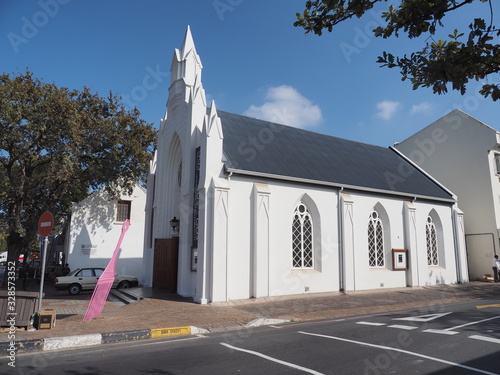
left=368, top=210, right=384, bottom=267
left=426, top=216, right=439, bottom=265
left=177, top=161, right=182, bottom=188
left=292, top=202, right=313, bottom=268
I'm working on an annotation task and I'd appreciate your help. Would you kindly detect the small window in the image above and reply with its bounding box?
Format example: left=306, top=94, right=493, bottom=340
left=94, top=269, right=103, bottom=277
left=116, top=200, right=131, bottom=222
left=495, top=154, right=500, bottom=175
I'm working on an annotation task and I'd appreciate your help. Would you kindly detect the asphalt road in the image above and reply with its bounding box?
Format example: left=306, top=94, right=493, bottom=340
left=6, top=297, right=500, bottom=374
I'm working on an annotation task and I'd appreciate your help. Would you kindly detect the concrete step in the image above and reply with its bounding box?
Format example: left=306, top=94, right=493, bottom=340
left=109, top=288, right=143, bottom=305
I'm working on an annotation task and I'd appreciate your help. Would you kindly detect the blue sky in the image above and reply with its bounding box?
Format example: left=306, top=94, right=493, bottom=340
left=1, top=0, right=498, bottom=147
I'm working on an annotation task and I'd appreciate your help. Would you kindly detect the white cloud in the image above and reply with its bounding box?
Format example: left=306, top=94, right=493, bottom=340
left=410, top=102, right=432, bottom=115
left=375, top=100, right=402, bottom=120
left=243, top=85, right=323, bottom=128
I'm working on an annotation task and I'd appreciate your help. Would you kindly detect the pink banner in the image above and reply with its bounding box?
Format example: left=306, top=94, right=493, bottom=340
left=83, top=219, right=131, bottom=322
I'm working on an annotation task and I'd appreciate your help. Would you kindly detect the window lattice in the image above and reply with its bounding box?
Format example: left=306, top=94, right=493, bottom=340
left=292, top=202, right=313, bottom=268
left=368, top=210, right=384, bottom=267
left=116, top=201, right=131, bottom=222
left=426, top=216, right=439, bottom=266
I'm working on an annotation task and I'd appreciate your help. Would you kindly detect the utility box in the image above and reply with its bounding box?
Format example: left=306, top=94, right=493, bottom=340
left=34, top=309, right=56, bottom=330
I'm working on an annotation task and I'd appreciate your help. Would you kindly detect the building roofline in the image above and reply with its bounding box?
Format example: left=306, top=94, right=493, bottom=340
left=389, top=146, right=457, bottom=200
left=225, top=167, right=456, bottom=204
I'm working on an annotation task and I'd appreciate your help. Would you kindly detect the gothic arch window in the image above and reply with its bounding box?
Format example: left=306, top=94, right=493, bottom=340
left=177, top=161, right=182, bottom=189
left=426, top=216, right=439, bottom=266
left=292, top=202, right=313, bottom=269
left=368, top=210, right=384, bottom=267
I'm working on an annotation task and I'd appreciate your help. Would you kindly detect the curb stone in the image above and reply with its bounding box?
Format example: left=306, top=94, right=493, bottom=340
left=0, top=325, right=206, bottom=356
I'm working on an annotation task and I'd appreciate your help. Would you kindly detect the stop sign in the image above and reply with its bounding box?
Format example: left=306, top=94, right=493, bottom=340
left=38, top=212, right=54, bottom=237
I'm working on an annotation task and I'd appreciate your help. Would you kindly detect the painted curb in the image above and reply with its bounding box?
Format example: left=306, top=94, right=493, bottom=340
left=101, top=329, right=151, bottom=344
left=0, top=325, right=206, bottom=356
left=44, top=334, right=102, bottom=351
left=0, top=338, right=44, bottom=355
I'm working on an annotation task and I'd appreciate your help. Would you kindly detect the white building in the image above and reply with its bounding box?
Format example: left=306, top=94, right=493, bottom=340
left=142, top=27, right=468, bottom=304
left=64, top=184, right=146, bottom=279
left=395, top=110, right=500, bottom=280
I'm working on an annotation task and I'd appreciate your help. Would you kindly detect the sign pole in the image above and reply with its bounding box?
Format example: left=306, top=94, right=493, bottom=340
left=37, top=212, right=54, bottom=312
left=38, top=237, right=49, bottom=311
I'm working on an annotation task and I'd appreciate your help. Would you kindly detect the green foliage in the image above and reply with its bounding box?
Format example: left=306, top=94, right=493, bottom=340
left=0, top=70, right=157, bottom=274
left=295, top=0, right=500, bottom=99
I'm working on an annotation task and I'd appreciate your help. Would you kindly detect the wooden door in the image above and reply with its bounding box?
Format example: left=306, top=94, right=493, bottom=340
left=153, top=237, right=179, bottom=292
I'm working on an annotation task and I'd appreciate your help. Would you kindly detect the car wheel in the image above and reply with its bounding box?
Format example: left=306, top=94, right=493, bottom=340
left=68, top=283, right=82, bottom=295
left=118, top=281, right=130, bottom=289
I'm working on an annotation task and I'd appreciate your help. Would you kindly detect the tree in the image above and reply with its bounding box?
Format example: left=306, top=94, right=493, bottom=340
left=0, top=71, right=157, bottom=287
left=294, top=0, right=500, bottom=100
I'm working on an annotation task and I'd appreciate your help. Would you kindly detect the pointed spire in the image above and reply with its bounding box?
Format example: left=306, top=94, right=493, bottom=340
left=206, top=101, right=223, bottom=139
left=170, top=25, right=203, bottom=86
left=181, top=25, right=196, bottom=60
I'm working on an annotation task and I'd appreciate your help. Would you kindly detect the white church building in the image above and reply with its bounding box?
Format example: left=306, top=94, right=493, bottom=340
left=141, top=27, right=468, bottom=304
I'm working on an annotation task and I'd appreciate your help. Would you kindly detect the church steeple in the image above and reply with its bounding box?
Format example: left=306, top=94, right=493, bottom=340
left=170, top=26, right=203, bottom=87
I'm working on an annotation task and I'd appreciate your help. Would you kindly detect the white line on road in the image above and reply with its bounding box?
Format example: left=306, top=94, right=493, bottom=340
left=356, top=321, right=386, bottom=326
left=470, top=335, right=500, bottom=345
left=220, top=343, right=325, bottom=375
left=444, top=316, right=500, bottom=331
left=422, top=329, right=459, bottom=335
left=387, top=325, right=419, bottom=330
left=298, top=331, right=499, bottom=375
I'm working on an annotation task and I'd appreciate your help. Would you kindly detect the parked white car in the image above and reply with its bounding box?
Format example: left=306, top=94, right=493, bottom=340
left=55, top=267, right=139, bottom=295
left=0, top=252, right=7, bottom=266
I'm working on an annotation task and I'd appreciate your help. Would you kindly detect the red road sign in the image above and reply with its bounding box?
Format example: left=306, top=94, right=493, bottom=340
left=38, top=212, right=54, bottom=237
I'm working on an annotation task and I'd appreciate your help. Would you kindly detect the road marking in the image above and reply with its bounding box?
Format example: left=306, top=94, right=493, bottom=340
left=446, top=316, right=500, bottom=331
left=298, top=331, right=498, bottom=375
left=422, top=329, right=459, bottom=335
left=470, top=335, right=500, bottom=344
left=220, top=343, right=324, bottom=375
left=393, top=312, right=452, bottom=322
left=423, top=316, right=500, bottom=335
left=387, top=324, right=419, bottom=330
left=357, top=321, right=386, bottom=326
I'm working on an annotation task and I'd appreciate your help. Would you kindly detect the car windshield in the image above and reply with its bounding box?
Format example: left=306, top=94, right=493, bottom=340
left=66, top=269, right=80, bottom=277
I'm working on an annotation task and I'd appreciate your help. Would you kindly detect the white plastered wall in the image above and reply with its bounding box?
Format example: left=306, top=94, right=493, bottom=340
left=342, top=192, right=459, bottom=291
left=210, top=176, right=340, bottom=301
left=66, top=184, right=146, bottom=279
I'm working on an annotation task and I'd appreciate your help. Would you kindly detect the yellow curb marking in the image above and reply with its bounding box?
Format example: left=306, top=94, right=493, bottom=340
left=476, top=304, right=500, bottom=309
left=151, top=326, right=191, bottom=338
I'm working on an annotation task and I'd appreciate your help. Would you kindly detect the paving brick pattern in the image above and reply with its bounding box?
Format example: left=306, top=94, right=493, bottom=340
left=1, top=281, right=499, bottom=343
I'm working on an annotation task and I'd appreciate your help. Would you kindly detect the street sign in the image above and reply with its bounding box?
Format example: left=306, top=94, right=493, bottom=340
left=38, top=212, right=54, bottom=237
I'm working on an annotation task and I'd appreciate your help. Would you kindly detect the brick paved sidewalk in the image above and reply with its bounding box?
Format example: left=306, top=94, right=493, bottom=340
left=1, top=281, right=499, bottom=343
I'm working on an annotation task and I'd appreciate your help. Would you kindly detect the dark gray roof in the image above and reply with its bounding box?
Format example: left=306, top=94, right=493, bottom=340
left=218, top=111, right=454, bottom=201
